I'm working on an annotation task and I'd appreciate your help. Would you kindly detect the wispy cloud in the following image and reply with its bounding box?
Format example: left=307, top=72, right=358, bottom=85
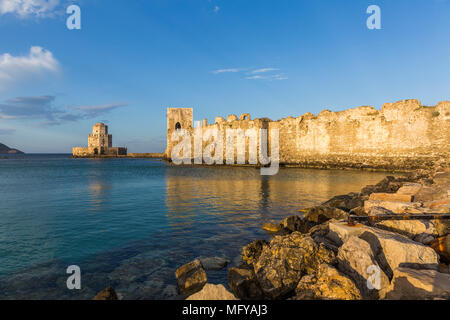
left=0, top=0, right=60, bottom=18
left=211, top=68, right=241, bottom=74
left=0, top=46, right=60, bottom=90
left=250, top=68, right=279, bottom=74
left=0, top=96, right=128, bottom=125
left=246, top=73, right=288, bottom=81
left=72, top=103, right=128, bottom=117
left=213, top=5, right=220, bottom=13
left=212, top=66, right=288, bottom=81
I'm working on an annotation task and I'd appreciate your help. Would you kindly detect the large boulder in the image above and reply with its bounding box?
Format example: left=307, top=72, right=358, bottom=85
left=327, top=221, right=367, bottom=246
left=369, top=206, right=438, bottom=240
left=386, top=267, right=450, bottom=300
left=321, top=193, right=364, bottom=212
left=242, top=240, right=269, bottom=266
left=228, top=266, right=264, bottom=300
left=337, top=236, right=390, bottom=299
left=396, top=183, right=423, bottom=198
left=369, top=193, right=413, bottom=202
left=175, top=259, right=207, bottom=296
left=186, top=284, right=237, bottom=300
left=428, top=198, right=450, bottom=213
left=327, top=222, right=440, bottom=279
left=198, top=256, right=229, bottom=271
left=280, top=215, right=312, bottom=234
left=360, top=176, right=404, bottom=196
left=295, top=264, right=362, bottom=300
left=303, top=206, right=349, bottom=224
left=253, top=232, right=335, bottom=299
left=359, top=228, right=440, bottom=279
left=364, top=200, right=421, bottom=214
left=413, top=185, right=448, bottom=202
left=262, top=222, right=282, bottom=233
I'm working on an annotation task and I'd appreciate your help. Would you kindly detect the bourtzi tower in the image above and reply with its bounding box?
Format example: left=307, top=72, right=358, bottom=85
left=73, top=123, right=127, bottom=157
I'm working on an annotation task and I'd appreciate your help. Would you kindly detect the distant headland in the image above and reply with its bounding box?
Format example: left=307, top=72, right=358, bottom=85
left=0, top=143, right=24, bottom=154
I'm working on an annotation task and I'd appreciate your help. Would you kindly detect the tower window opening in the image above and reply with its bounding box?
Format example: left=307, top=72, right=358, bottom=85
left=175, top=122, right=182, bottom=130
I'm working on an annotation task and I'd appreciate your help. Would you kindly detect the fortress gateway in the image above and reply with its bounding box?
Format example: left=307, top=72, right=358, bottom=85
left=165, top=99, right=450, bottom=170
left=73, top=123, right=127, bottom=157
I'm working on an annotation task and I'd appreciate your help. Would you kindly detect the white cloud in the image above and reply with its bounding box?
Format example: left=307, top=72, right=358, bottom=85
left=212, top=66, right=288, bottom=81
left=0, top=0, right=59, bottom=17
left=213, top=5, right=220, bottom=13
left=245, top=74, right=288, bottom=81
left=211, top=68, right=241, bottom=74
left=250, top=68, right=279, bottom=74
left=0, top=46, right=60, bottom=89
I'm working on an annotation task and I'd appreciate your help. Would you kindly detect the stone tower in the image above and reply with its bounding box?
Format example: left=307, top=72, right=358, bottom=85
left=165, top=108, right=193, bottom=158
left=88, top=123, right=112, bottom=153
left=73, top=123, right=126, bottom=157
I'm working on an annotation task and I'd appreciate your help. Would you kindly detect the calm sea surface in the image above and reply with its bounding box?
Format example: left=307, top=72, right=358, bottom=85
left=0, top=154, right=392, bottom=299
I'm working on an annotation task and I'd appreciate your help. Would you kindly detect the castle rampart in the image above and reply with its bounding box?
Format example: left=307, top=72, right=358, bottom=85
left=165, top=99, right=450, bottom=171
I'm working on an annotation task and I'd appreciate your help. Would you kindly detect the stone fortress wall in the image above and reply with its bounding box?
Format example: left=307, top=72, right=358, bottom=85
left=165, top=99, right=450, bottom=171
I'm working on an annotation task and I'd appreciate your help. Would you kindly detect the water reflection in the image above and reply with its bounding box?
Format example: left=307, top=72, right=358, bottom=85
left=164, top=166, right=383, bottom=228
left=87, top=168, right=112, bottom=212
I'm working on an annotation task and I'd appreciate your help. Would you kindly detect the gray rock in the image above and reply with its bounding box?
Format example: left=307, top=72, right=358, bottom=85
left=303, top=206, right=349, bottom=225
left=321, top=193, right=364, bottom=212
left=228, top=266, right=264, bottom=300
left=175, top=259, right=207, bottom=296
left=198, top=256, right=229, bottom=271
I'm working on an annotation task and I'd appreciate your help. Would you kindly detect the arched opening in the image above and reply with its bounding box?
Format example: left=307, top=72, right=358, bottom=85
left=175, top=122, right=182, bottom=130
left=94, top=148, right=98, bottom=155
left=239, top=113, right=251, bottom=121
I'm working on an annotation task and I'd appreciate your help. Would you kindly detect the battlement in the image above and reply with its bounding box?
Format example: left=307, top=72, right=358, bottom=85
left=165, top=99, right=450, bottom=170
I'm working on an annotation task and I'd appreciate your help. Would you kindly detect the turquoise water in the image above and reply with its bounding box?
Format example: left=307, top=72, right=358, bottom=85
left=0, top=154, right=391, bottom=299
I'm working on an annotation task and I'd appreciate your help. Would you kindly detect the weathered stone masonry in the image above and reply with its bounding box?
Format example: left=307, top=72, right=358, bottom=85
left=165, top=99, right=450, bottom=171
left=73, top=123, right=127, bottom=157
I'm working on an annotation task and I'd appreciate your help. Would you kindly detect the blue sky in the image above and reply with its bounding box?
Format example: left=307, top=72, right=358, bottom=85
left=0, top=0, right=449, bottom=153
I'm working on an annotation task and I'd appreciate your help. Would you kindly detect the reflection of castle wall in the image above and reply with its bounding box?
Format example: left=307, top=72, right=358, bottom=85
left=165, top=100, right=450, bottom=170
left=164, top=167, right=391, bottom=225
left=165, top=167, right=269, bottom=227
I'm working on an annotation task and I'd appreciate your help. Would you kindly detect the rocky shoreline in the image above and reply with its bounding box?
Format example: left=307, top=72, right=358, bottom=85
left=170, top=166, right=450, bottom=300
left=91, top=165, right=449, bottom=300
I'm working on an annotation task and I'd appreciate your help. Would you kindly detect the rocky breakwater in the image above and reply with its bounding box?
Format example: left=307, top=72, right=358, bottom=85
left=175, top=167, right=450, bottom=300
